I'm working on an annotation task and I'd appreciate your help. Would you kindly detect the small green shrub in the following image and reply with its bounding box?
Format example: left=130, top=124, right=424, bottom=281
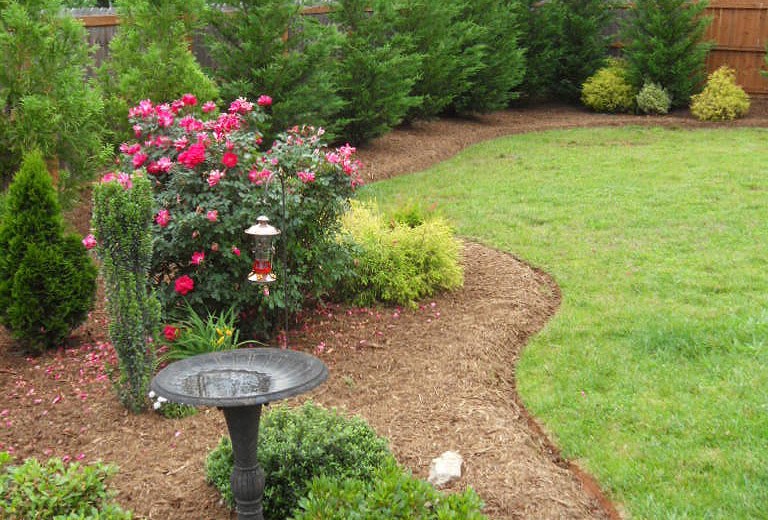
left=339, top=201, right=463, bottom=308
left=0, top=452, right=132, bottom=519
left=0, top=151, right=97, bottom=352
left=581, top=59, right=637, bottom=113
left=636, top=81, right=672, bottom=115
left=206, top=402, right=394, bottom=520
left=293, top=460, right=487, bottom=519
left=690, top=66, right=750, bottom=122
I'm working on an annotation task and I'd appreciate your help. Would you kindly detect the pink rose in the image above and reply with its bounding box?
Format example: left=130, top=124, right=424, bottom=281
left=207, top=169, right=224, bottom=187
left=117, top=173, right=133, bottom=189
left=132, top=153, right=148, bottom=169
left=206, top=210, right=218, bottom=222
left=231, top=246, right=241, bottom=257
left=178, top=142, right=206, bottom=169
left=297, top=170, right=315, bottom=183
left=174, top=275, right=194, bottom=295
left=101, top=172, right=117, bottom=184
left=155, top=209, right=171, bottom=227
left=191, top=251, right=205, bottom=265
left=222, top=152, right=238, bottom=169
left=82, top=234, right=97, bottom=250
left=182, top=93, right=198, bottom=106
left=163, top=325, right=180, bottom=342
left=202, top=101, right=217, bottom=113
left=257, top=95, right=273, bottom=107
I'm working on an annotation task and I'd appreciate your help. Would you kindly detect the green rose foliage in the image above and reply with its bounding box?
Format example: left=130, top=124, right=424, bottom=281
left=690, top=66, right=750, bottom=121
left=119, top=96, right=361, bottom=337
left=0, top=150, right=96, bottom=353
left=581, top=59, right=637, bottom=113
left=92, top=173, right=161, bottom=412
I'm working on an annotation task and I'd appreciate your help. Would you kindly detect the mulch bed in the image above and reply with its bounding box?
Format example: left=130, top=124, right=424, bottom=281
left=2, top=101, right=767, bottom=519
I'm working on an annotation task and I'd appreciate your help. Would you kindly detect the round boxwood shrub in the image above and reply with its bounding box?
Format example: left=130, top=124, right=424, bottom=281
left=205, top=402, right=394, bottom=520
left=581, top=59, right=636, bottom=113
left=0, top=150, right=96, bottom=352
left=636, top=81, right=672, bottom=115
left=293, top=460, right=488, bottom=519
left=690, top=66, right=750, bottom=122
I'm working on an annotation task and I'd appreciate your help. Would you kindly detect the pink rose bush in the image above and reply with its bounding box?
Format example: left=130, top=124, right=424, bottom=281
left=119, top=95, right=362, bottom=331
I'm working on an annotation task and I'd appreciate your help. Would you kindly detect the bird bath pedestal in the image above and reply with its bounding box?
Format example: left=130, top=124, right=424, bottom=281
left=150, top=348, right=328, bottom=520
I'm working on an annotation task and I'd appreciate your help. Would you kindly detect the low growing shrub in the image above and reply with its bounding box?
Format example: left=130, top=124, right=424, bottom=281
left=690, top=66, right=750, bottom=122
left=293, top=460, right=487, bottom=519
left=0, top=451, right=132, bottom=519
left=339, top=201, right=463, bottom=308
left=0, top=151, right=96, bottom=353
left=581, top=59, right=636, bottom=113
left=206, top=402, right=394, bottom=520
left=636, top=81, right=672, bottom=115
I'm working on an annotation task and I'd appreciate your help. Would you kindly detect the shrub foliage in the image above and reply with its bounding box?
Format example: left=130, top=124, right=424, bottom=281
left=92, top=173, right=161, bottom=412
left=0, top=151, right=96, bottom=352
left=206, top=402, right=394, bottom=520
left=690, top=66, right=750, bottom=121
left=636, top=81, right=672, bottom=114
left=621, top=0, right=712, bottom=108
left=581, top=59, right=636, bottom=113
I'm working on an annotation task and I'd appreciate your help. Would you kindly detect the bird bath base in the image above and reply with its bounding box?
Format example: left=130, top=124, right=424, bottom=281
left=150, top=348, right=328, bottom=520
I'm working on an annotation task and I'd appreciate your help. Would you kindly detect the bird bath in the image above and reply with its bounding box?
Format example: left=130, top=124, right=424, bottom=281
left=150, top=348, right=328, bottom=520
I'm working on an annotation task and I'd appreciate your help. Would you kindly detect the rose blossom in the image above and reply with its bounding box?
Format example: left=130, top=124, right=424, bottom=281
left=155, top=209, right=171, bottom=227
left=202, top=101, right=217, bottom=113
left=206, top=210, right=218, bottom=222
left=182, top=93, right=198, bottom=106
left=222, top=152, right=238, bottom=169
left=120, top=142, right=141, bottom=155
left=297, top=170, right=315, bottom=183
left=178, top=142, right=206, bottom=169
left=231, top=246, right=241, bottom=256
left=163, top=325, right=180, bottom=342
left=207, top=169, right=224, bottom=187
left=117, top=173, right=133, bottom=189
left=174, top=275, right=194, bottom=295
left=257, top=95, right=272, bottom=107
left=191, top=251, right=205, bottom=265
left=132, top=153, right=148, bottom=169
left=101, top=172, right=117, bottom=183
left=82, top=234, right=97, bottom=250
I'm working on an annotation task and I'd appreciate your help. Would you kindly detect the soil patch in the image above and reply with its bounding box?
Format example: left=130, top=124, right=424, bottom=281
left=3, top=102, right=767, bottom=519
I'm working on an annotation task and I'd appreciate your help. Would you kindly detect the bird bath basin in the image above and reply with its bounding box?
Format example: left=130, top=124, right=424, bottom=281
left=151, top=348, right=328, bottom=520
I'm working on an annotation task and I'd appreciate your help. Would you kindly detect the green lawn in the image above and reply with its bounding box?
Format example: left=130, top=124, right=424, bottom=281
left=362, top=126, right=768, bottom=519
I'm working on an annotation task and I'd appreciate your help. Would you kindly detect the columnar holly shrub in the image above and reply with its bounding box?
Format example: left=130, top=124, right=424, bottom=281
left=0, top=151, right=97, bottom=353
left=92, top=172, right=160, bottom=412
left=119, top=96, right=361, bottom=334
left=0, top=0, right=107, bottom=187
left=621, top=0, right=712, bottom=108
left=205, top=0, right=345, bottom=141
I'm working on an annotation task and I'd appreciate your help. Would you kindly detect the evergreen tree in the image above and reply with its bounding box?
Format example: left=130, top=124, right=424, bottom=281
left=450, top=0, right=526, bottom=114
left=0, top=150, right=96, bottom=352
left=552, top=0, right=614, bottom=102
left=391, top=0, right=482, bottom=121
left=205, top=0, right=345, bottom=139
left=0, top=0, right=106, bottom=187
left=100, top=0, right=218, bottom=141
left=621, top=0, right=712, bottom=107
left=518, top=0, right=565, bottom=101
left=331, top=0, right=423, bottom=145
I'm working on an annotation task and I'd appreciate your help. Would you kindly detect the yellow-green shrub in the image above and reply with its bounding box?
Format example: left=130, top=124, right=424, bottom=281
left=581, top=59, right=636, bottom=113
left=340, top=201, right=463, bottom=307
left=690, top=66, right=750, bottom=122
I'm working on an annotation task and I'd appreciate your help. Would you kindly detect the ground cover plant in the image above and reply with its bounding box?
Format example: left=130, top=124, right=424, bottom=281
left=365, top=126, right=768, bottom=519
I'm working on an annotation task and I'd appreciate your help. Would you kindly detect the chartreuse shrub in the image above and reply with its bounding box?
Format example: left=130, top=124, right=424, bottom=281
left=205, top=0, right=345, bottom=141
left=92, top=173, right=160, bottom=413
left=581, top=59, right=636, bottom=113
left=293, top=460, right=487, bottom=519
left=206, top=402, right=394, bottom=520
left=121, top=96, right=360, bottom=336
left=449, top=0, right=525, bottom=114
left=339, top=201, right=463, bottom=308
left=0, top=151, right=96, bottom=353
left=99, top=0, right=219, bottom=142
left=690, top=66, right=750, bottom=121
left=636, top=81, right=672, bottom=115
left=621, top=0, right=712, bottom=108
left=0, top=0, right=107, bottom=188
left=0, top=451, right=132, bottom=519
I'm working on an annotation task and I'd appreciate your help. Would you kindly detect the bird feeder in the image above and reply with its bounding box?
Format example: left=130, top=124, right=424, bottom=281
left=245, top=216, right=280, bottom=284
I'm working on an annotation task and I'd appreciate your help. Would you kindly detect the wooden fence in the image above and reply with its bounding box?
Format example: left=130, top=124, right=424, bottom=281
left=72, top=2, right=768, bottom=95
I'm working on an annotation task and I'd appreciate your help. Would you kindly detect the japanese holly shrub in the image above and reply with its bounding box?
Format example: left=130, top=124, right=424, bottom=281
left=99, top=0, right=219, bottom=143
left=119, top=96, right=361, bottom=336
left=0, top=150, right=96, bottom=353
left=91, top=173, right=160, bottom=412
left=339, top=201, right=463, bottom=308
left=0, top=0, right=107, bottom=188
left=690, top=66, right=750, bottom=122
left=205, top=0, right=345, bottom=142
left=620, top=0, right=712, bottom=108
left=0, top=451, right=132, bottom=519
left=331, top=0, right=423, bottom=145
left=205, top=402, right=394, bottom=520
left=292, top=460, right=487, bottom=519
left=636, top=81, right=672, bottom=115
left=581, top=59, right=637, bottom=113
